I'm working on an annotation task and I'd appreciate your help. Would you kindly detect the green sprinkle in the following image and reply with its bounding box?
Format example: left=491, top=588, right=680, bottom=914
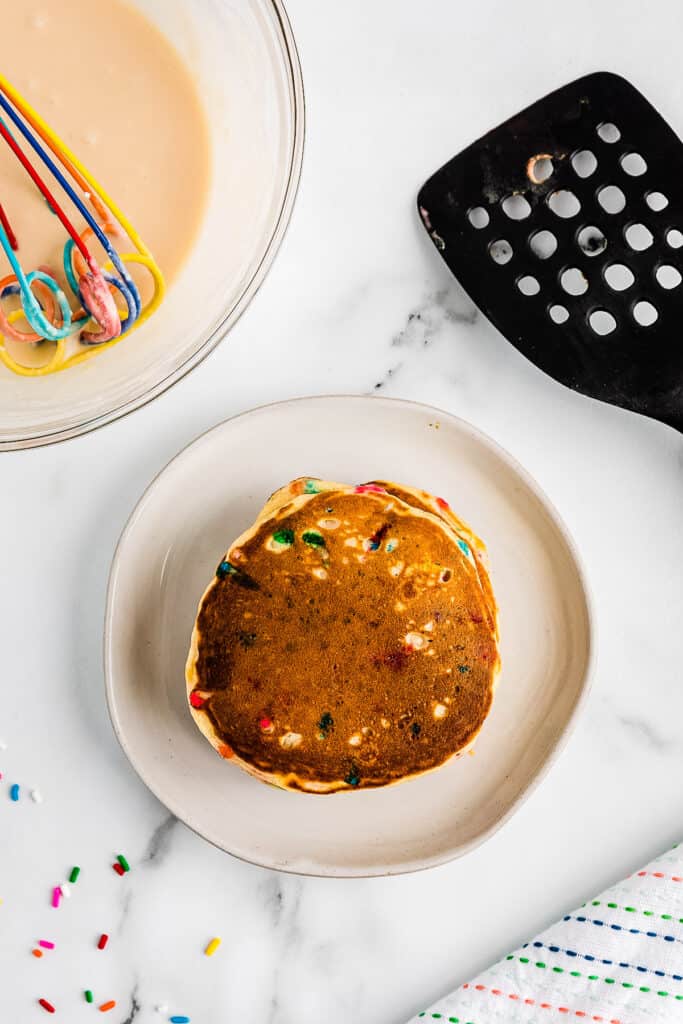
left=116, top=854, right=130, bottom=872
left=457, top=665, right=470, bottom=674
left=345, top=763, right=360, bottom=786
left=302, top=530, right=325, bottom=548
left=519, top=957, right=529, bottom=963
left=605, top=978, right=615, bottom=985
left=552, top=967, right=563, bottom=973
left=640, top=987, right=650, bottom=993
left=570, top=971, right=580, bottom=977
left=318, top=712, right=334, bottom=734
left=535, top=962, right=546, bottom=969
left=304, top=480, right=321, bottom=494
left=69, top=866, right=81, bottom=884
left=84, top=990, right=93, bottom=1003
left=272, top=529, right=295, bottom=546
left=588, top=975, right=598, bottom=981
left=431, top=1015, right=442, bottom=1020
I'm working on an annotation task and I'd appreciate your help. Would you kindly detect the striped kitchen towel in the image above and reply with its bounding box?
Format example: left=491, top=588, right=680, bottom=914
left=410, top=843, right=683, bottom=1024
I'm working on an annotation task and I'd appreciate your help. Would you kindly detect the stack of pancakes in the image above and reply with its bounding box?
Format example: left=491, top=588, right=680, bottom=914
left=186, top=478, right=500, bottom=793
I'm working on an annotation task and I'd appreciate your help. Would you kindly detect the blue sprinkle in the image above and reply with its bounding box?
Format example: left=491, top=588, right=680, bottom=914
left=637, top=966, right=647, bottom=972
left=549, top=946, right=559, bottom=953
left=585, top=955, right=594, bottom=962
left=10, top=783, right=19, bottom=801
left=674, top=975, right=682, bottom=981
left=457, top=539, right=470, bottom=557
left=567, top=950, right=578, bottom=958
left=170, top=1018, right=191, bottom=1023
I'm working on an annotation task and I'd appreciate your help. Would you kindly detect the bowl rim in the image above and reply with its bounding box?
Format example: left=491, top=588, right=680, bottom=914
left=1, top=0, right=305, bottom=451
left=103, top=393, right=596, bottom=877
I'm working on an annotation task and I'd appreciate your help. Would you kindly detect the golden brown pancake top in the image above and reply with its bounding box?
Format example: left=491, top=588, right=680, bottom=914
left=190, top=487, right=498, bottom=790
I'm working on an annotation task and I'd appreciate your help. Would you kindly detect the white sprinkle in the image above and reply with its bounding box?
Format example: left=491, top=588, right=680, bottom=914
left=59, top=882, right=71, bottom=899
left=344, top=537, right=358, bottom=548
left=404, top=632, right=426, bottom=650
left=348, top=733, right=362, bottom=747
left=312, top=567, right=328, bottom=580
left=317, top=518, right=340, bottom=530
left=30, top=788, right=43, bottom=804
left=433, top=703, right=448, bottom=719
left=389, top=562, right=404, bottom=577
left=423, top=620, right=434, bottom=632
left=380, top=718, right=390, bottom=729
left=83, top=191, right=91, bottom=200
left=279, top=731, right=302, bottom=750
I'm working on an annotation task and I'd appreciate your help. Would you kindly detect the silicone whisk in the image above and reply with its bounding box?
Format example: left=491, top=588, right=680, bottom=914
left=0, top=73, right=165, bottom=376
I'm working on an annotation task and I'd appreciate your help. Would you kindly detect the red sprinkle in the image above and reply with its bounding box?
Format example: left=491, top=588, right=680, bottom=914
left=99, top=1000, right=116, bottom=1012
left=258, top=717, right=272, bottom=730
left=32, top=949, right=44, bottom=958
left=97, top=933, right=109, bottom=950
left=436, top=496, right=450, bottom=510
left=39, top=999, right=55, bottom=1013
left=112, top=862, right=125, bottom=876
left=189, top=691, right=205, bottom=709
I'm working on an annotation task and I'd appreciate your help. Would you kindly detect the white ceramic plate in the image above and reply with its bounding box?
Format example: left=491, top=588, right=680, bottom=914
left=1, top=0, right=304, bottom=449
left=105, top=396, right=593, bottom=876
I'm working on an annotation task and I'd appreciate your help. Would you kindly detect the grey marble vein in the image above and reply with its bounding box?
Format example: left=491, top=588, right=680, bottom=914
left=617, top=714, right=676, bottom=752
left=391, top=287, right=478, bottom=349
left=120, top=984, right=141, bottom=1024
left=142, top=812, right=178, bottom=866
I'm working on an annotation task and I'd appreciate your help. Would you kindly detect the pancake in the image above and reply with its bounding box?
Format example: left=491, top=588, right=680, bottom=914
left=186, top=479, right=500, bottom=793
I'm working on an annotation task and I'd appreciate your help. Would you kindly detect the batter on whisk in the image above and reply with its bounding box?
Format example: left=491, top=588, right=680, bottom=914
left=0, top=0, right=210, bottom=375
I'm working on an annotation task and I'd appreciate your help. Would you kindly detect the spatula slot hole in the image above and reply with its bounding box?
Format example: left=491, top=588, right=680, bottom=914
left=571, top=150, right=598, bottom=179
left=548, top=190, right=581, bottom=218
left=589, top=310, right=617, bottom=335
left=597, top=185, right=626, bottom=214
left=527, top=154, right=554, bottom=184
left=620, top=152, right=647, bottom=176
left=604, top=263, right=635, bottom=291
left=577, top=226, right=607, bottom=257
left=624, top=223, right=654, bottom=251
left=666, top=228, right=683, bottom=249
left=502, top=194, right=532, bottom=220
left=529, top=230, right=557, bottom=259
left=517, top=275, right=540, bottom=296
left=597, top=122, right=621, bottom=143
left=548, top=304, right=569, bottom=324
left=560, top=267, right=589, bottom=296
left=488, top=239, right=513, bottom=265
left=632, top=300, right=658, bottom=326
left=655, top=264, right=682, bottom=289
left=468, top=206, right=490, bottom=229
left=645, top=191, right=668, bottom=212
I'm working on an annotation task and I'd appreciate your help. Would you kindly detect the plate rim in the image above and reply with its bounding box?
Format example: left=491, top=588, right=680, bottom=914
left=104, top=394, right=596, bottom=877
left=1, top=0, right=306, bottom=451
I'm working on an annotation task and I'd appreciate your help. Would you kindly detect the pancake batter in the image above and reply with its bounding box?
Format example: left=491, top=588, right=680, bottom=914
left=0, top=0, right=211, bottom=371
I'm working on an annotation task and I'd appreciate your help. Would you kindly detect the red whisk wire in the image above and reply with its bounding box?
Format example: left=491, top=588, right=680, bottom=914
left=0, top=119, right=90, bottom=262
left=0, top=202, right=18, bottom=250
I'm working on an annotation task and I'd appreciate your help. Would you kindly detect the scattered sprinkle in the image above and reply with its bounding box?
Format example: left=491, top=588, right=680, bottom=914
left=169, top=1017, right=190, bottom=1023
left=38, top=940, right=55, bottom=950
left=97, top=933, right=109, bottom=950
left=32, top=948, right=44, bottom=958
left=69, top=866, right=80, bottom=884
left=116, top=854, right=130, bottom=872
left=113, top=862, right=125, bottom=876
left=272, top=528, right=294, bottom=546
left=348, top=733, right=362, bottom=747
left=51, top=887, right=61, bottom=909
left=204, top=936, right=221, bottom=956
left=279, top=731, right=302, bottom=750
left=433, top=703, right=448, bottom=719
left=60, top=882, right=71, bottom=899
left=30, top=788, right=43, bottom=803
left=38, top=998, right=55, bottom=1013
left=317, top=712, right=334, bottom=735
left=302, top=530, right=325, bottom=548
left=10, top=783, right=19, bottom=801
left=411, top=722, right=422, bottom=738
left=258, top=717, right=274, bottom=733
left=457, top=665, right=470, bottom=674
left=99, top=1000, right=116, bottom=1012
left=189, top=691, right=205, bottom=709
left=85, top=991, right=94, bottom=1003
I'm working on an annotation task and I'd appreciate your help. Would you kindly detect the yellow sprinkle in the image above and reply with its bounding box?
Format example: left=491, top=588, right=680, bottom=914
left=205, top=937, right=221, bottom=957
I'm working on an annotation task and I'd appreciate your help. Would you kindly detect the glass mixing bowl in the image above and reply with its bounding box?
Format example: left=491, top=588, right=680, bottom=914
left=0, top=0, right=304, bottom=449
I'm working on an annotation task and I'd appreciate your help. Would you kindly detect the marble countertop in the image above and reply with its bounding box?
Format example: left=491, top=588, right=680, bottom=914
left=3, top=1, right=683, bottom=1020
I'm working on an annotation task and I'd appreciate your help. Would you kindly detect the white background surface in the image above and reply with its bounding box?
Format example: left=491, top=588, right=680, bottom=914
left=2, top=1, right=683, bottom=1021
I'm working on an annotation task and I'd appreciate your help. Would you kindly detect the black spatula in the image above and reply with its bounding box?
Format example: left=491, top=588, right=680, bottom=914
left=417, top=71, right=683, bottom=432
